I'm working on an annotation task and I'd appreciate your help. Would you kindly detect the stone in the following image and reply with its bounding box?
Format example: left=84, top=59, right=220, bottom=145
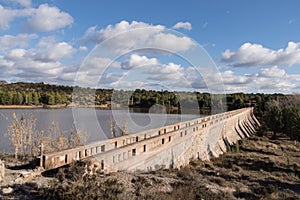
left=19, top=171, right=31, bottom=178
left=0, top=159, right=5, bottom=181
left=2, top=187, right=13, bottom=195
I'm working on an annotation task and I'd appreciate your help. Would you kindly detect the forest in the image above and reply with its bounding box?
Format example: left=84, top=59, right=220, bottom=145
left=0, top=81, right=299, bottom=141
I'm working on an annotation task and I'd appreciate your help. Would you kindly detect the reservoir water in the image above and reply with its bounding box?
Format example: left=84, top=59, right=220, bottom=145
left=0, top=108, right=200, bottom=152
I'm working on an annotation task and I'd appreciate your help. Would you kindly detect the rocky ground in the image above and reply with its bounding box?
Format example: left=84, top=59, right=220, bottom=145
left=0, top=132, right=299, bottom=199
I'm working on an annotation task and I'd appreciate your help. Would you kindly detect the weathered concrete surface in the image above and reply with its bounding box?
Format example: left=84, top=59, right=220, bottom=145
left=42, top=108, right=260, bottom=172
left=0, top=160, right=5, bottom=182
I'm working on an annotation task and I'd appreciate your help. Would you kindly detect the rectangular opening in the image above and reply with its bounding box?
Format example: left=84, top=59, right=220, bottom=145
left=101, top=160, right=104, bottom=170
left=158, top=130, right=161, bottom=135
left=164, top=129, right=166, bottom=133
left=185, top=130, right=187, bottom=135
left=193, top=127, right=195, bottom=132
left=169, top=136, right=171, bottom=142
left=178, top=125, right=180, bottom=129
left=180, top=131, right=183, bottom=137
left=162, top=138, right=165, bottom=144
left=96, top=147, right=98, bottom=154
left=143, top=145, right=146, bottom=152
left=65, top=154, right=68, bottom=164
left=174, top=126, right=176, bottom=130
left=144, top=134, right=147, bottom=139
left=132, top=149, right=136, bottom=156
left=101, top=145, right=105, bottom=152
left=136, top=136, right=139, bottom=142
left=79, top=151, right=82, bottom=159
left=85, top=149, right=88, bottom=157
left=115, top=141, right=118, bottom=148
left=42, top=156, right=45, bottom=168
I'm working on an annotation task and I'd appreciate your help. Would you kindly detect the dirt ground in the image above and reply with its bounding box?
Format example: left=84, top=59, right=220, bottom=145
left=0, top=132, right=299, bottom=199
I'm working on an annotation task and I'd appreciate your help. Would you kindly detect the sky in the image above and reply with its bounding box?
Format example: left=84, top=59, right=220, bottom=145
left=0, top=0, right=300, bottom=94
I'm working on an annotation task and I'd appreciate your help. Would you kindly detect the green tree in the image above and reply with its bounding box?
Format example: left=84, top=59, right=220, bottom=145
left=6, top=91, right=13, bottom=105
left=32, top=92, right=40, bottom=105
left=283, top=105, right=300, bottom=140
left=26, top=92, right=33, bottom=105
left=55, top=92, right=62, bottom=104
left=265, top=100, right=284, bottom=138
left=46, top=92, right=55, bottom=105
left=13, top=91, right=24, bottom=105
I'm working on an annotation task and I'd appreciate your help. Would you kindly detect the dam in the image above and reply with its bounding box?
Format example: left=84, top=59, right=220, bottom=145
left=42, top=107, right=260, bottom=172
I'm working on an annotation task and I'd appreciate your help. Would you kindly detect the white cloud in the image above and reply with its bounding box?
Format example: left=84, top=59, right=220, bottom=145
left=259, top=66, right=286, bottom=77
left=220, top=66, right=300, bottom=93
left=81, top=20, right=195, bottom=53
left=28, top=37, right=76, bottom=62
left=5, top=48, right=27, bottom=60
left=79, top=46, right=88, bottom=51
left=0, top=4, right=72, bottom=32
left=0, top=34, right=37, bottom=52
left=83, top=57, right=121, bottom=71
left=121, top=54, right=158, bottom=70
left=151, top=33, right=195, bottom=52
left=81, top=21, right=164, bottom=44
left=222, top=42, right=300, bottom=67
left=26, top=4, right=73, bottom=32
left=1, top=37, right=76, bottom=82
left=147, top=62, right=184, bottom=81
left=172, top=22, right=192, bottom=30
left=0, top=5, right=20, bottom=30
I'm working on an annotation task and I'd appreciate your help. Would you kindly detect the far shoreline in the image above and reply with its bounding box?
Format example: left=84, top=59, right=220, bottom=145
left=0, top=104, right=110, bottom=109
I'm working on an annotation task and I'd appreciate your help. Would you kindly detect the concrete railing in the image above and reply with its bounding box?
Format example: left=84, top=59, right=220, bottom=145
left=42, top=107, right=260, bottom=172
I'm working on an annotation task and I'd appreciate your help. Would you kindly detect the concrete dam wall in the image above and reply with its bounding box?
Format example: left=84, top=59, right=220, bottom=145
left=42, top=107, right=260, bottom=172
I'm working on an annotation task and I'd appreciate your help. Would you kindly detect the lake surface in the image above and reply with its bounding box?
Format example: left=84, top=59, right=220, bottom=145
left=0, top=108, right=200, bottom=152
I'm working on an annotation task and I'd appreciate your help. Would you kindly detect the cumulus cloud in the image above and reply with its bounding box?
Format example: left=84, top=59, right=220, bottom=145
left=121, top=54, right=158, bottom=70
left=0, top=34, right=37, bottom=52
left=0, top=5, right=31, bottom=30
left=27, top=37, right=76, bottom=62
left=222, top=42, right=300, bottom=67
left=26, top=4, right=73, bottom=32
left=220, top=66, right=300, bottom=93
left=147, top=62, right=184, bottom=81
left=172, top=22, right=192, bottom=30
left=81, top=21, right=163, bottom=44
left=0, top=4, right=72, bottom=32
left=151, top=33, right=195, bottom=52
left=81, top=20, right=195, bottom=53
left=1, top=37, right=76, bottom=82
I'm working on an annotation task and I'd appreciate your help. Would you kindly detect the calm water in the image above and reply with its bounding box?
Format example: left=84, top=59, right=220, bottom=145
left=0, top=108, right=200, bottom=152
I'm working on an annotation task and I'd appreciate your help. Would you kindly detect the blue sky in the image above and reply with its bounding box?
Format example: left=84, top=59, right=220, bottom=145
left=0, top=0, right=299, bottom=93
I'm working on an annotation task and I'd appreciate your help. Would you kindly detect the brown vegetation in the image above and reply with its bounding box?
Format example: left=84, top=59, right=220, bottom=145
left=5, top=113, right=87, bottom=160
left=0, top=132, right=296, bottom=200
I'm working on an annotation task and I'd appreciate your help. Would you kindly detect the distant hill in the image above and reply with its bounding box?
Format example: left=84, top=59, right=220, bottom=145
left=0, top=81, right=296, bottom=117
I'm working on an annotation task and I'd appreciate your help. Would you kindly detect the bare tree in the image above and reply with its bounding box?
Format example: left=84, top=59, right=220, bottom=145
left=5, top=113, right=89, bottom=159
